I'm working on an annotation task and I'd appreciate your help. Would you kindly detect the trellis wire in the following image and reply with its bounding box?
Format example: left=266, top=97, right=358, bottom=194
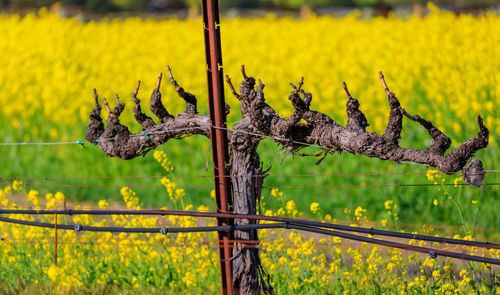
left=0, top=240, right=261, bottom=249
left=1, top=126, right=498, bottom=266
left=1, top=181, right=499, bottom=189
left=1, top=124, right=497, bottom=183
left=1, top=124, right=495, bottom=176
left=0, top=215, right=498, bottom=265
left=1, top=125, right=495, bottom=174
left=0, top=127, right=204, bottom=146
left=2, top=238, right=491, bottom=253
left=1, top=170, right=499, bottom=180
left=1, top=209, right=498, bottom=250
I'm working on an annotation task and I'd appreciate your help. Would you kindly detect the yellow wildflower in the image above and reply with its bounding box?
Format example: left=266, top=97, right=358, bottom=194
left=12, top=180, right=23, bottom=192
left=98, top=199, right=109, bottom=209
left=432, top=270, right=440, bottom=280
left=270, top=188, right=283, bottom=197
left=426, top=169, right=438, bottom=182
left=46, top=264, right=59, bottom=283
left=310, top=202, right=320, bottom=214
left=384, top=200, right=393, bottom=210
left=27, top=190, right=40, bottom=206
left=354, top=206, right=366, bottom=220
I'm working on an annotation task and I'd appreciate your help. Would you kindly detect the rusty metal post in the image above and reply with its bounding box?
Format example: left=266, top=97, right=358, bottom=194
left=201, top=1, right=234, bottom=294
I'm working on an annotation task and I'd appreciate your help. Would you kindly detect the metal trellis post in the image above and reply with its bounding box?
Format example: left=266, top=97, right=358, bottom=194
left=201, top=0, right=234, bottom=294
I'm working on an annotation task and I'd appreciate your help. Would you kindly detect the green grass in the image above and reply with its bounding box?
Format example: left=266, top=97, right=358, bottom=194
left=0, top=114, right=498, bottom=240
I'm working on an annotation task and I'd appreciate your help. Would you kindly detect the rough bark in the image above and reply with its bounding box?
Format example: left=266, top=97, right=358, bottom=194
left=85, top=70, right=210, bottom=160
left=227, top=72, right=279, bottom=294
left=85, top=66, right=489, bottom=294
left=225, top=69, right=489, bottom=186
left=230, top=119, right=270, bottom=294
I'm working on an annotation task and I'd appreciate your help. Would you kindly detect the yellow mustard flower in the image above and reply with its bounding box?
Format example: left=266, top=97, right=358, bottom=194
left=310, top=202, right=320, bottom=214
left=98, top=199, right=109, bottom=209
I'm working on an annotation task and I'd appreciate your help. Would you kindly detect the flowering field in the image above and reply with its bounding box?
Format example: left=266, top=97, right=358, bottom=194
left=0, top=5, right=499, bottom=293
left=1, top=153, right=498, bottom=294
left=0, top=6, right=498, bottom=229
left=1, top=7, right=500, bottom=135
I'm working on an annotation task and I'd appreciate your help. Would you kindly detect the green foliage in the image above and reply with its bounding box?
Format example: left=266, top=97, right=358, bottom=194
left=184, top=0, right=198, bottom=9
left=257, top=0, right=354, bottom=9
left=0, top=11, right=498, bottom=237
left=2, top=0, right=499, bottom=11
left=84, top=0, right=116, bottom=12
left=8, top=0, right=55, bottom=8
left=111, top=0, right=149, bottom=11
left=60, top=0, right=85, bottom=6
left=284, top=0, right=335, bottom=9
left=0, top=155, right=498, bottom=294
left=220, top=0, right=260, bottom=9
left=353, top=0, right=386, bottom=7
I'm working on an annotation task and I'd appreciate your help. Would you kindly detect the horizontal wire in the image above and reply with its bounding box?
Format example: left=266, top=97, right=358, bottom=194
left=0, top=215, right=281, bottom=233
left=0, top=182, right=211, bottom=189
left=2, top=236, right=260, bottom=245
left=0, top=141, right=79, bottom=146
left=2, top=209, right=498, bottom=249
left=4, top=208, right=496, bottom=234
left=1, top=122, right=497, bottom=176
left=1, top=126, right=497, bottom=257
left=341, top=219, right=500, bottom=233
left=0, top=125, right=319, bottom=149
left=287, top=224, right=500, bottom=265
left=1, top=241, right=259, bottom=249
left=0, top=127, right=205, bottom=146
left=0, top=215, right=498, bottom=265
left=2, top=181, right=499, bottom=189
left=0, top=238, right=489, bottom=253
left=1, top=124, right=497, bottom=175
left=0, top=239, right=260, bottom=249
left=264, top=183, right=500, bottom=189
left=1, top=170, right=498, bottom=180
left=2, top=225, right=495, bottom=253
left=3, top=210, right=498, bottom=234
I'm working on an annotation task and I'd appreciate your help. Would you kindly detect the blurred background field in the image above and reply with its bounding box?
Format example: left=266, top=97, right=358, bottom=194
left=0, top=3, right=499, bottom=238
left=2, top=0, right=500, bottom=16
